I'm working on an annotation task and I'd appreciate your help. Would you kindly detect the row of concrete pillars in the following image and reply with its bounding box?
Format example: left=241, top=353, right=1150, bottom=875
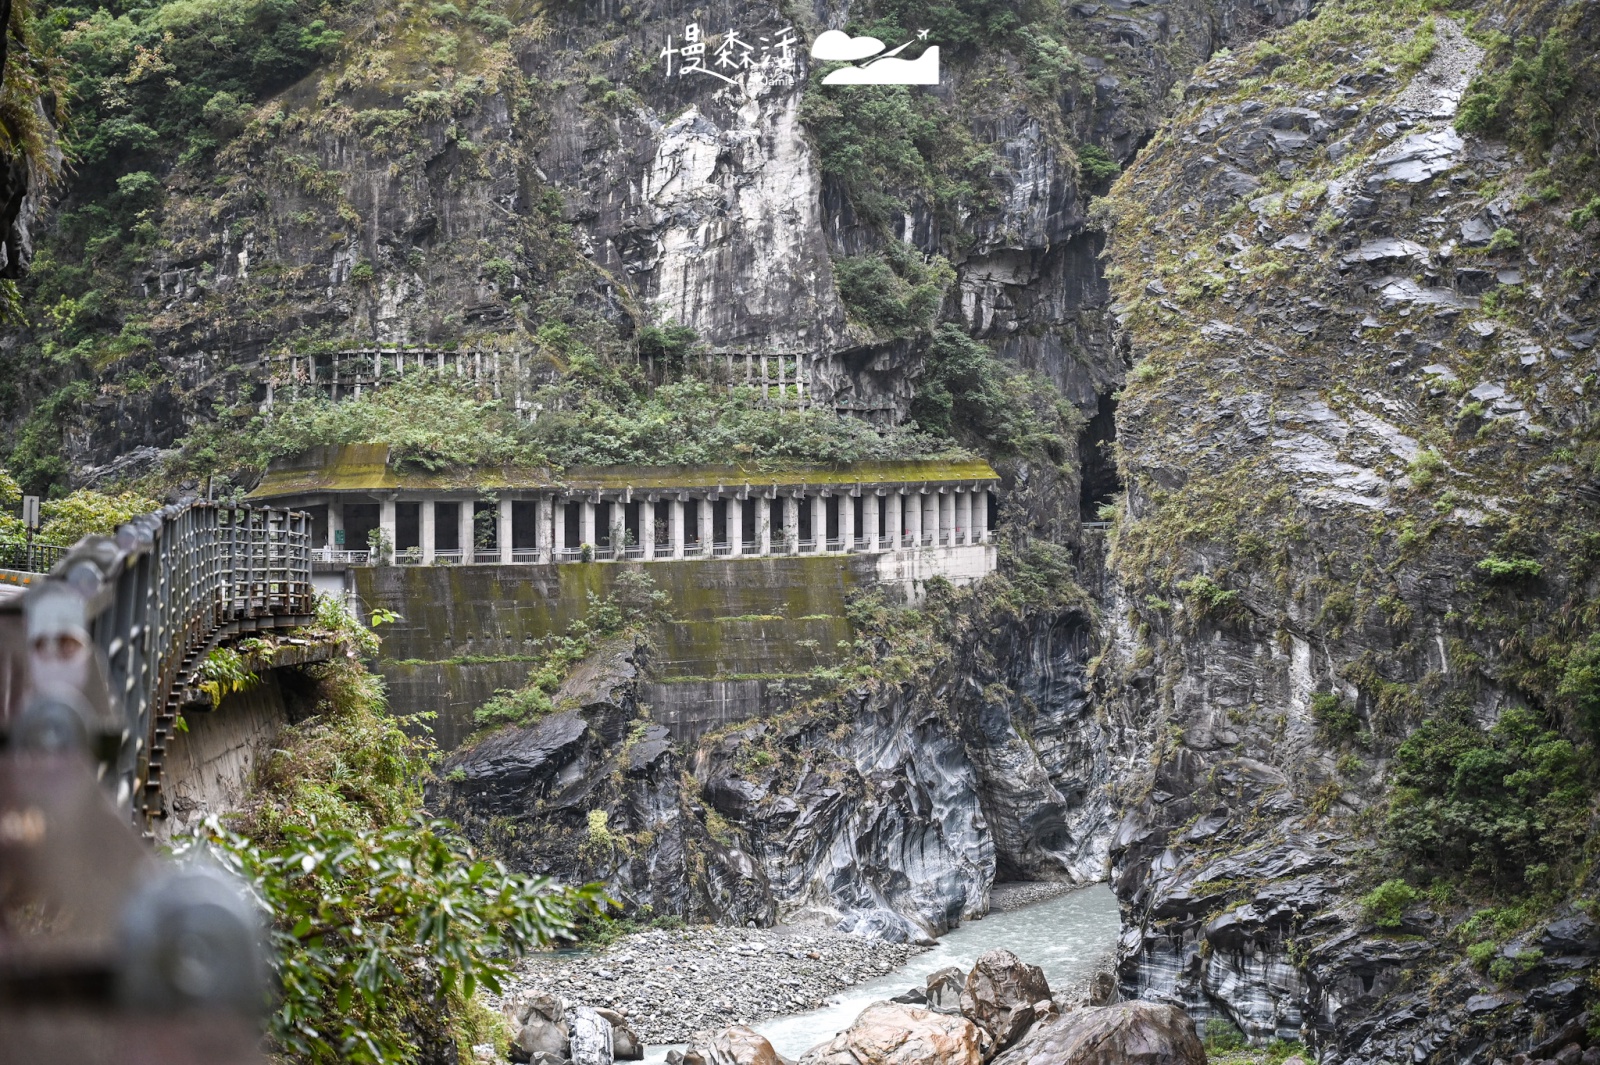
left=312, top=487, right=994, bottom=565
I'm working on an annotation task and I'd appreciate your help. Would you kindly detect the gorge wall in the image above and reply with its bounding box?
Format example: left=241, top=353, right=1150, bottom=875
left=1098, top=2, right=1600, bottom=1061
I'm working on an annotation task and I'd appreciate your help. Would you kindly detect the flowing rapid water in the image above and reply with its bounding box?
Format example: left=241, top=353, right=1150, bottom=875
left=641, top=883, right=1122, bottom=1063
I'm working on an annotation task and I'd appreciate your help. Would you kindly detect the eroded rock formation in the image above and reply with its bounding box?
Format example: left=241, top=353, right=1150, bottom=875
left=439, top=602, right=1104, bottom=940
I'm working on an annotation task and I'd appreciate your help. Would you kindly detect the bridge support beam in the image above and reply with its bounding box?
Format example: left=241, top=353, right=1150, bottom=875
left=459, top=500, right=476, bottom=563
left=420, top=500, right=436, bottom=564
left=783, top=495, right=798, bottom=555
left=498, top=497, right=512, bottom=564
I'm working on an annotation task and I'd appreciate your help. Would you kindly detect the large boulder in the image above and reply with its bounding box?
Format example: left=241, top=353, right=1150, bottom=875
left=512, top=993, right=570, bottom=1062
left=990, top=1002, right=1205, bottom=1065
left=799, top=1002, right=984, bottom=1065
left=567, top=1005, right=615, bottom=1065
left=595, top=1007, right=644, bottom=1061
left=671, top=1024, right=790, bottom=1065
left=960, top=950, right=1053, bottom=1048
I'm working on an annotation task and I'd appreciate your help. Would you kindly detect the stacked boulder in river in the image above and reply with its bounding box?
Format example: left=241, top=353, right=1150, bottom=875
left=959, top=950, right=1054, bottom=1049
left=507, top=992, right=645, bottom=1064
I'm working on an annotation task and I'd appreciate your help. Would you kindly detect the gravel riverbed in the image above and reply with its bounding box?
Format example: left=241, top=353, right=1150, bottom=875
left=498, top=924, right=928, bottom=1044
left=987, top=880, right=1076, bottom=913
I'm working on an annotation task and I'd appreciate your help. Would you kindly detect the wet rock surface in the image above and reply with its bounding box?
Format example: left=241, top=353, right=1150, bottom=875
left=674, top=1025, right=790, bottom=1065
left=500, top=925, right=925, bottom=1045
left=959, top=949, right=1053, bottom=1049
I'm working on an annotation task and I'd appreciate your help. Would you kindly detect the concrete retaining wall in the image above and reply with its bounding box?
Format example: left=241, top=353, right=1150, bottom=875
left=157, top=673, right=290, bottom=842
left=875, top=544, right=998, bottom=597
left=642, top=678, right=775, bottom=743
left=357, top=549, right=995, bottom=748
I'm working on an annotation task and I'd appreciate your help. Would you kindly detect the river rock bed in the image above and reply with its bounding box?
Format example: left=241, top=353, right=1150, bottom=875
left=499, top=925, right=928, bottom=1043
left=987, top=881, right=1076, bottom=913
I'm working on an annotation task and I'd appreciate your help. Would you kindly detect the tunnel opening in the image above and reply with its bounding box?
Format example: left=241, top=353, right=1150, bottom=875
left=1079, top=393, right=1121, bottom=522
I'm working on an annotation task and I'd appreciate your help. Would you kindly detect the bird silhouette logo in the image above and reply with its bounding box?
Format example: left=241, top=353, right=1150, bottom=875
left=810, top=29, right=939, bottom=85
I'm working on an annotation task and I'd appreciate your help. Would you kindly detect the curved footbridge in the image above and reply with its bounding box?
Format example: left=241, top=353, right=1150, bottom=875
left=0, top=501, right=337, bottom=836
left=247, top=447, right=1002, bottom=747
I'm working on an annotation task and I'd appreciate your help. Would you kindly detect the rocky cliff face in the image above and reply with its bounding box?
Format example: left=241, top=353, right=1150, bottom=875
left=438, top=589, right=1107, bottom=943
left=40, top=0, right=1309, bottom=504
left=1099, top=1, right=1600, bottom=1059
left=0, top=0, right=57, bottom=283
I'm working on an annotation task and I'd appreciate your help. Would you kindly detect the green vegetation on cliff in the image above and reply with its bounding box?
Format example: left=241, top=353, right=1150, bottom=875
left=0, top=464, right=156, bottom=545
left=170, top=355, right=966, bottom=485
left=1384, top=706, right=1587, bottom=893
left=912, top=326, right=1079, bottom=462
left=185, top=600, right=602, bottom=1064
left=473, top=572, right=665, bottom=731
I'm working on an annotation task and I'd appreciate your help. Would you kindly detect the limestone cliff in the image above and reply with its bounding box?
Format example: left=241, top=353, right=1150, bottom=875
left=13, top=0, right=1305, bottom=518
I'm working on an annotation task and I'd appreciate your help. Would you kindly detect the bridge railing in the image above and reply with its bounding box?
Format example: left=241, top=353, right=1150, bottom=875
left=0, top=540, right=70, bottom=573
left=11, top=500, right=314, bottom=828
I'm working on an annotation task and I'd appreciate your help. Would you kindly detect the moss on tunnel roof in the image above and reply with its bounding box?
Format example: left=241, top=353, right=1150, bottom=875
left=247, top=444, right=999, bottom=499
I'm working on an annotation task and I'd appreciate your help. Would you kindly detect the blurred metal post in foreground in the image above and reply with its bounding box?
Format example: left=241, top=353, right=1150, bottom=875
left=0, top=542, right=267, bottom=1065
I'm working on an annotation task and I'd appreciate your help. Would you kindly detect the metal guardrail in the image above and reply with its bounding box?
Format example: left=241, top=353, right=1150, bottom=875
left=0, top=540, right=69, bottom=573
left=7, top=500, right=314, bottom=832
